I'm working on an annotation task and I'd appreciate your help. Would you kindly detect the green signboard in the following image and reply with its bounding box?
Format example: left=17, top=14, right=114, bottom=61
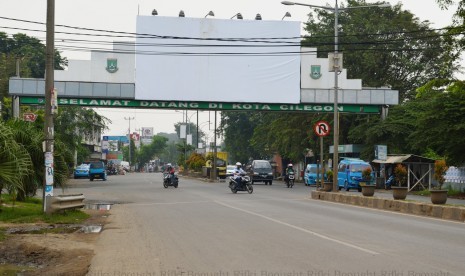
left=20, top=97, right=380, bottom=114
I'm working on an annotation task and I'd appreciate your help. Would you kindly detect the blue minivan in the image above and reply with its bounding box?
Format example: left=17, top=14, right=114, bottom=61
left=304, top=164, right=327, bottom=186
left=337, top=158, right=374, bottom=191
left=89, top=161, right=107, bottom=181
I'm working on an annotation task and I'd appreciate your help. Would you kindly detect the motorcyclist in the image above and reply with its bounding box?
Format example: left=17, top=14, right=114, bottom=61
left=284, top=163, right=295, bottom=184
left=164, top=163, right=175, bottom=184
left=233, top=162, right=246, bottom=188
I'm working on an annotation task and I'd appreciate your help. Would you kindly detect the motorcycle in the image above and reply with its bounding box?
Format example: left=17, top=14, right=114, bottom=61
left=163, top=172, right=179, bottom=188
left=106, top=165, right=118, bottom=175
left=385, top=174, right=396, bottom=190
left=229, top=174, right=253, bottom=194
left=286, top=171, right=295, bottom=188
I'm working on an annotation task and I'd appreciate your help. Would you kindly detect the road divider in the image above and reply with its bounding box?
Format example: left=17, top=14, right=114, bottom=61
left=311, top=191, right=465, bottom=222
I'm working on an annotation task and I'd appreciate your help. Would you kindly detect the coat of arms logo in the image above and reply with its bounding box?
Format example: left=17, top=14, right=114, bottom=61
left=106, top=58, right=118, bottom=73
left=310, top=65, right=322, bottom=79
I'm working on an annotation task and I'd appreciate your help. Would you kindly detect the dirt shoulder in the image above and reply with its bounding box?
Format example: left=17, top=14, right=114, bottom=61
left=0, top=209, right=110, bottom=276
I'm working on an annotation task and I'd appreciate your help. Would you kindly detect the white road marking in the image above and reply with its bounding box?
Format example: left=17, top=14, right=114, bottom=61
left=215, top=200, right=380, bottom=255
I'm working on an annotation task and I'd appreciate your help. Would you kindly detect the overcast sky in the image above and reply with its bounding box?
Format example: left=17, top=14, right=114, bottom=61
left=0, top=0, right=458, bottom=136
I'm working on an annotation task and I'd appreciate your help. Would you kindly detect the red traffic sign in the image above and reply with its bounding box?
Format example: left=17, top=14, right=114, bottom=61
left=313, top=120, right=331, bottom=137
left=23, top=113, right=38, bottom=122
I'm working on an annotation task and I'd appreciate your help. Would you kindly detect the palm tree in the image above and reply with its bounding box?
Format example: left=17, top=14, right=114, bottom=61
left=0, top=121, right=32, bottom=203
left=6, top=119, right=44, bottom=200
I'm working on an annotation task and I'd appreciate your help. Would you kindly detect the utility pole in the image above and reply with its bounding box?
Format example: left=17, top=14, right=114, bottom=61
left=43, top=0, right=55, bottom=213
left=124, top=117, right=135, bottom=168
left=13, top=58, right=20, bottom=118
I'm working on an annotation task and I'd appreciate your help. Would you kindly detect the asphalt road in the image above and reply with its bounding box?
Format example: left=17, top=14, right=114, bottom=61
left=62, top=173, right=465, bottom=276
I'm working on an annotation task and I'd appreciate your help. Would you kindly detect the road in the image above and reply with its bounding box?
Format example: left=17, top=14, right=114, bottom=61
left=62, top=173, right=465, bottom=276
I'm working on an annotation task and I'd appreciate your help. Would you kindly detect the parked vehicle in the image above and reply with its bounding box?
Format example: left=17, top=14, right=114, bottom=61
left=337, top=158, right=374, bottom=191
left=163, top=172, right=179, bottom=188
left=89, top=161, right=107, bottom=181
left=106, top=163, right=118, bottom=175
left=120, top=161, right=130, bottom=172
left=304, top=164, right=326, bottom=186
left=385, top=174, right=396, bottom=190
left=226, top=165, right=236, bottom=176
left=229, top=175, right=253, bottom=194
left=247, top=160, right=273, bottom=185
left=74, top=164, right=90, bottom=179
left=286, top=171, right=295, bottom=188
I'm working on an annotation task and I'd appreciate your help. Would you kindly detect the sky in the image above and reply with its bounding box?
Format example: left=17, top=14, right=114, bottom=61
left=0, top=0, right=458, bottom=137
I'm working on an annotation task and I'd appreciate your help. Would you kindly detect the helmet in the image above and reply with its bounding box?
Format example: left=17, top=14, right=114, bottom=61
left=236, top=162, right=242, bottom=166
left=288, top=163, right=293, bottom=167
left=167, top=163, right=172, bottom=167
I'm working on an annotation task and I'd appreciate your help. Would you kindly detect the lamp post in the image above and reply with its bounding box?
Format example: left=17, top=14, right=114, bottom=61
left=281, top=0, right=390, bottom=191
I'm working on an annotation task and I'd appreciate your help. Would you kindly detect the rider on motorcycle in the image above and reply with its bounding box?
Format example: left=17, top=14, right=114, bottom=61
left=233, top=162, right=246, bottom=188
left=164, top=163, right=175, bottom=184
left=284, top=163, right=294, bottom=184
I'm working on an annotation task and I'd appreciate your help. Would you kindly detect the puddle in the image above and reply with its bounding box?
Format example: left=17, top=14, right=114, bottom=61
left=80, top=225, right=102, bottom=233
left=84, top=203, right=112, bottom=210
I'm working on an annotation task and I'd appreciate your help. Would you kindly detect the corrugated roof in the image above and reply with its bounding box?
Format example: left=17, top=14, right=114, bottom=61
left=372, top=154, right=435, bottom=164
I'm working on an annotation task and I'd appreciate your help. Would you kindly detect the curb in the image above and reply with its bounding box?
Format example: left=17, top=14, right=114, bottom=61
left=311, top=191, right=465, bottom=222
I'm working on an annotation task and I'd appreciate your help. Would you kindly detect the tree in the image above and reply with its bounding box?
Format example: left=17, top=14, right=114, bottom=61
left=410, top=79, right=465, bottom=165
left=174, top=121, right=205, bottom=148
left=303, top=0, right=459, bottom=101
left=220, top=111, right=261, bottom=164
left=0, top=32, right=67, bottom=100
left=55, top=107, right=110, bottom=166
left=0, top=121, right=32, bottom=203
left=136, top=135, right=168, bottom=169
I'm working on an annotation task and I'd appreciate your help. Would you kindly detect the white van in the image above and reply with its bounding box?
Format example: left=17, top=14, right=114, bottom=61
left=120, top=161, right=130, bottom=172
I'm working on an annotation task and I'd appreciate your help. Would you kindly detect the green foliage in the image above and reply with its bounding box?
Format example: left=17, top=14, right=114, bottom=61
left=174, top=121, right=205, bottom=148
left=220, top=111, right=262, bottom=164
left=0, top=32, right=67, bottom=99
left=0, top=195, right=89, bottom=223
left=433, top=160, right=448, bottom=190
left=186, top=152, right=206, bottom=172
left=55, top=106, right=110, bottom=166
left=326, top=170, right=334, bottom=182
left=0, top=121, right=32, bottom=202
left=303, top=0, right=458, bottom=102
left=136, top=135, right=168, bottom=168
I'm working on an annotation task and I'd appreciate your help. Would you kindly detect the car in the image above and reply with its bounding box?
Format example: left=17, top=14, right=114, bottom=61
left=226, top=165, right=236, bottom=176
left=247, top=160, right=273, bottom=185
left=337, top=158, right=374, bottom=192
left=120, top=161, right=130, bottom=172
left=304, top=164, right=326, bottom=186
left=89, top=161, right=107, bottom=181
left=74, top=164, right=90, bottom=179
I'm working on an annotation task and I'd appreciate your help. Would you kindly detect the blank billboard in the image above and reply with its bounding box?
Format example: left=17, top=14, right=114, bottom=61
left=135, top=16, right=301, bottom=103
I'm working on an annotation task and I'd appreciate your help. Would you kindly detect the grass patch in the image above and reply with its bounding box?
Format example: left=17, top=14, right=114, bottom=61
left=0, top=228, right=6, bottom=241
left=413, top=190, right=431, bottom=196
left=0, top=194, right=89, bottom=224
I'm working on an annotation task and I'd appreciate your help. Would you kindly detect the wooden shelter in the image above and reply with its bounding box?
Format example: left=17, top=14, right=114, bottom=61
left=372, top=154, right=435, bottom=191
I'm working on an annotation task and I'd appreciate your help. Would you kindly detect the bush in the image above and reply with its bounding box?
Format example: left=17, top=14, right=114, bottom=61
left=433, top=160, right=448, bottom=190
left=394, top=164, right=407, bottom=187
left=186, top=152, right=206, bottom=172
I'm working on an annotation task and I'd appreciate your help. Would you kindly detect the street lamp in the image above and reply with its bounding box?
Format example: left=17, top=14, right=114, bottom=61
left=205, top=11, right=215, bottom=18
left=281, top=1, right=391, bottom=191
left=231, top=13, right=243, bottom=19
left=282, top=12, right=292, bottom=20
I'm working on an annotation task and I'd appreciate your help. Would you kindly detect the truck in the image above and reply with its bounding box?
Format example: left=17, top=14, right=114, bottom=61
left=205, top=151, right=228, bottom=179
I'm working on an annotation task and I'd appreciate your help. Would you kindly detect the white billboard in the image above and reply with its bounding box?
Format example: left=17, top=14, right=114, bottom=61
left=135, top=16, right=301, bottom=103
